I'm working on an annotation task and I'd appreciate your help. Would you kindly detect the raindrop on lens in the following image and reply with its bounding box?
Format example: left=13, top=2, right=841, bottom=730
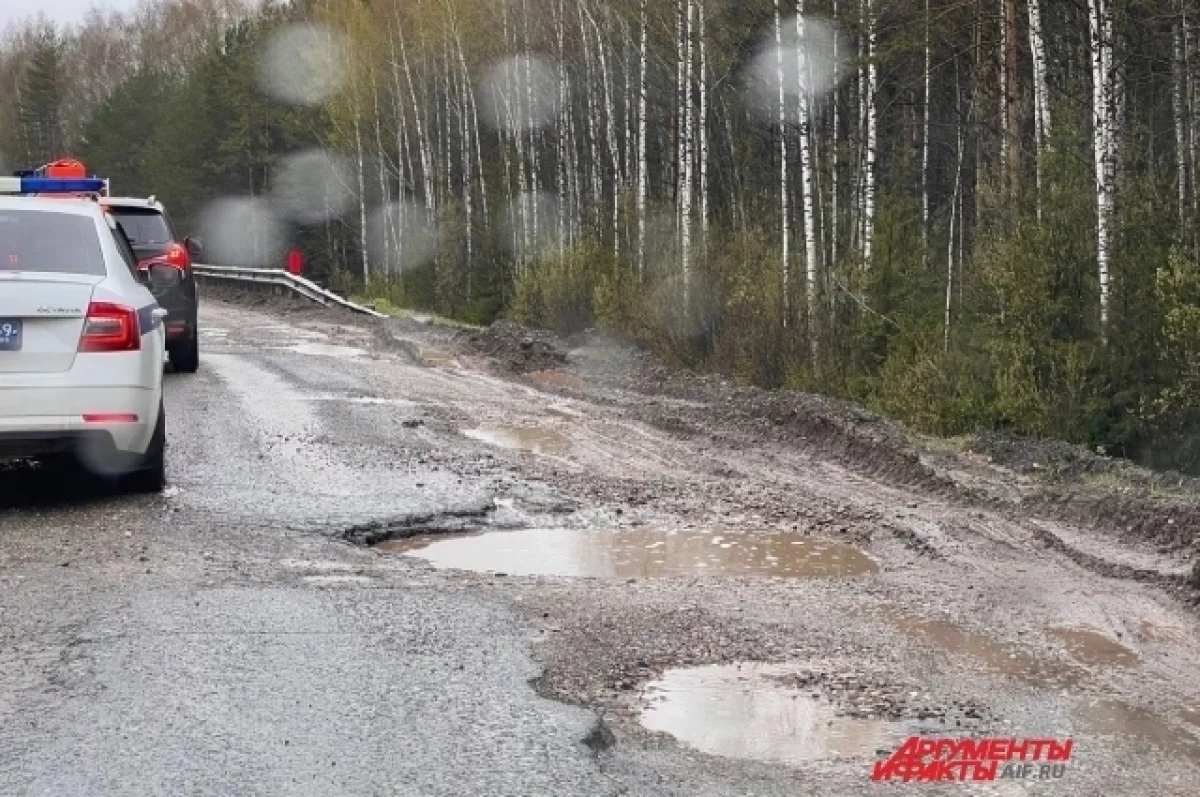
left=501, top=191, right=564, bottom=260
left=478, top=55, right=563, bottom=133
left=745, top=15, right=847, bottom=121
left=367, top=201, right=437, bottom=274
left=270, top=149, right=355, bottom=224
left=257, top=24, right=347, bottom=106
left=200, top=198, right=285, bottom=268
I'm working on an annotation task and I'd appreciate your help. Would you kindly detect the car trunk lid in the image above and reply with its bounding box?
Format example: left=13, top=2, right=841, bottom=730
left=0, top=273, right=99, bottom=373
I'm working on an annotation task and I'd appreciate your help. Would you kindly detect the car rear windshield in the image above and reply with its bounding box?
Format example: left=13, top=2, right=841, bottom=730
left=107, top=208, right=172, bottom=245
left=0, top=209, right=106, bottom=276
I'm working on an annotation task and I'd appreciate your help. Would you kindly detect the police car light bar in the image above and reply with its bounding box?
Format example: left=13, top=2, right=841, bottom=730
left=0, top=176, right=109, bottom=195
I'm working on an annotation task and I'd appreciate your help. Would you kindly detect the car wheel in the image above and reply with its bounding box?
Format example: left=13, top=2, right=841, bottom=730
left=170, top=323, right=200, bottom=374
left=121, top=401, right=166, bottom=494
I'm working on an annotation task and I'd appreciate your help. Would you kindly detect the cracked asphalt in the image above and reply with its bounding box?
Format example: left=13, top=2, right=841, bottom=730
left=2, top=298, right=1200, bottom=796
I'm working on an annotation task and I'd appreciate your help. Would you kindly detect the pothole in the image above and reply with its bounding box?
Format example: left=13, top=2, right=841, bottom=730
left=1076, top=699, right=1200, bottom=761
left=374, top=527, right=878, bottom=579
left=529, top=370, right=586, bottom=390
left=463, top=426, right=571, bottom=455
left=341, top=505, right=499, bottom=547
left=881, top=608, right=1086, bottom=689
left=284, top=342, right=368, bottom=359
left=639, top=663, right=905, bottom=766
left=1048, top=628, right=1139, bottom=669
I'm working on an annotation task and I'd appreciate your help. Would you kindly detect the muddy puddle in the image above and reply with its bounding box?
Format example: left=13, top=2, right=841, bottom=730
left=375, top=528, right=878, bottom=579
left=881, top=612, right=1140, bottom=689
left=529, top=370, right=586, bottom=390
left=883, top=609, right=1082, bottom=688
left=1048, top=628, right=1138, bottom=669
left=285, top=342, right=368, bottom=359
left=1076, top=699, right=1200, bottom=761
left=640, top=664, right=902, bottom=766
left=463, top=426, right=571, bottom=455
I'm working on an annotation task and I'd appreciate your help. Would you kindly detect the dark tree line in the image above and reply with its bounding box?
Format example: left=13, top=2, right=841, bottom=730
left=2, top=0, right=1199, bottom=471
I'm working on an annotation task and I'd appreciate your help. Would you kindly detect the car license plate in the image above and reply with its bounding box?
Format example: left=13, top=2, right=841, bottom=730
left=0, top=319, right=22, bottom=351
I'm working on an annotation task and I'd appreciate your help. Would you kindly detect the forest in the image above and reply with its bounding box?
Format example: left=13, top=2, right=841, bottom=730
left=1, top=0, right=1198, bottom=472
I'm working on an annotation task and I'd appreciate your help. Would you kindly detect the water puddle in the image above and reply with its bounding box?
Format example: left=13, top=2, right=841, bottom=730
left=463, top=426, right=571, bottom=455
left=285, top=342, right=368, bottom=359
left=640, top=663, right=901, bottom=765
left=375, top=528, right=878, bottom=579
left=1048, top=628, right=1138, bottom=669
left=529, top=370, right=586, bottom=390
left=1076, top=699, right=1200, bottom=760
left=420, top=348, right=457, bottom=366
left=882, top=609, right=1083, bottom=688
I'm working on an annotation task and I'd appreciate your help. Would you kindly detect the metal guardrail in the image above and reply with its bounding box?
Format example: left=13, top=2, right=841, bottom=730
left=192, top=264, right=386, bottom=318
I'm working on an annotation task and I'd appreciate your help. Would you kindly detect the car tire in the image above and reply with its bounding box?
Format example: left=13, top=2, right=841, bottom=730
left=170, top=323, right=200, bottom=374
left=121, top=401, right=166, bottom=494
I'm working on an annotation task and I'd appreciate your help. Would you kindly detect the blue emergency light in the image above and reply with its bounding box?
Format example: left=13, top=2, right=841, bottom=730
left=0, top=176, right=108, bottom=195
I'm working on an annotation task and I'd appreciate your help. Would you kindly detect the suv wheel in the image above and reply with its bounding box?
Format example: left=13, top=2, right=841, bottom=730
left=169, top=320, right=200, bottom=374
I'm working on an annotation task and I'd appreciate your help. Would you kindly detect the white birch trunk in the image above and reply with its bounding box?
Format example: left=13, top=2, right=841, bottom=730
left=1175, top=8, right=1189, bottom=225
left=946, top=86, right=968, bottom=353
left=922, top=0, right=931, bottom=264
left=638, top=0, right=649, bottom=278
left=353, top=112, right=370, bottom=280
left=999, top=0, right=1008, bottom=177
left=681, top=0, right=696, bottom=303
left=862, top=0, right=878, bottom=269
left=797, top=4, right=820, bottom=357
left=1088, top=0, right=1114, bottom=338
left=775, top=0, right=791, bottom=321
left=1029, top=0, right=1051, bottom=221
left=831, top=0, right=840, bottom=271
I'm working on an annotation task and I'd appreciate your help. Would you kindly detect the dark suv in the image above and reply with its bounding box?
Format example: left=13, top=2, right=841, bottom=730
left=102, top=197, right=201, bottom=373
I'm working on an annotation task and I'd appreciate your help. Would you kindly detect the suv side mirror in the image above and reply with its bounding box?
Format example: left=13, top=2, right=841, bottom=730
left=185, top=237, right=203, bottom=258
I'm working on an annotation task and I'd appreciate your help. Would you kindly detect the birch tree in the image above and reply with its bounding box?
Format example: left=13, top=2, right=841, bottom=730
left=1089, top=0, right=1117, bottom=338
left=861, top=0, right=878, bottom=269
left=1028, top=0, right=1051, bottom=220
left=797, top=4, right=820, bottom=358
left=774, top=0, right=792, bottom=318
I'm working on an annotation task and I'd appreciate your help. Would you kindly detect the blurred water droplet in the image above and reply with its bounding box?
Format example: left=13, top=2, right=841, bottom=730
left=745, top=15, right=847, bottom=122
left=257, top=24, right=347, bottom=106
left=478, top=55, right=562, bottom=133
left=367, top=201, right=437, bottom=274
left=271, top=149, right=355, bottom=224
left=501, top=191, right=564, bottom=260
left=200, top=197, right=285, bottom=268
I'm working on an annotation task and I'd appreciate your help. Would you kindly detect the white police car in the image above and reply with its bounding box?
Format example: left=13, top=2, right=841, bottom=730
left=0, top=174, right=168, bottom=492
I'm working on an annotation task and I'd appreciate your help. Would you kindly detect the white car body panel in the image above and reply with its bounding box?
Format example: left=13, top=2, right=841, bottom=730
left=0, top=197, right=165, bottom=466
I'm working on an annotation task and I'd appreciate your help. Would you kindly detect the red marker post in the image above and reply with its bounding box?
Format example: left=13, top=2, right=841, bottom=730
left=286, top=248, right=305, bottom=276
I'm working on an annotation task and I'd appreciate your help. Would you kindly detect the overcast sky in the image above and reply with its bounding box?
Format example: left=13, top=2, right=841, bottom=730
left=1, top=0, right=142, bottom=31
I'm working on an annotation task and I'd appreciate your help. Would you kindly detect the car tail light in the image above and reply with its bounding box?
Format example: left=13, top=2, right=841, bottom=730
left=139, top=242, right=190, bottom=273
left=79, top=302, right=140, bottom=353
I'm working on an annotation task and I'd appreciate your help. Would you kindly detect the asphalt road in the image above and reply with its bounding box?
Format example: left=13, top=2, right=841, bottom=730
left=2, top=299, right=1199, bottom=796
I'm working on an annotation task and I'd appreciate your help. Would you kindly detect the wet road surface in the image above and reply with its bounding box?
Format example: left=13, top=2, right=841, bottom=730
left=2, top=299, right=1199, bottom=796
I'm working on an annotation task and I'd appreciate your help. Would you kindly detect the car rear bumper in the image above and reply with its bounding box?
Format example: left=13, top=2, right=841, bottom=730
left=0, top=386, right=158, bottom=460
